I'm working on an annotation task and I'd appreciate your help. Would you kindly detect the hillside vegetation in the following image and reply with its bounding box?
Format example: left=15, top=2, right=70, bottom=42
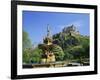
left=53, top=26, right=89, bottom=61
left=23, top=25, right=89, bottom=63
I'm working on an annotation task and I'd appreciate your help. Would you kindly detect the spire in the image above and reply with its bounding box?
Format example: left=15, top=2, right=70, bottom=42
left=47, top=24, right=51, bottom=38
left=43, top=24, right=53, bottom=45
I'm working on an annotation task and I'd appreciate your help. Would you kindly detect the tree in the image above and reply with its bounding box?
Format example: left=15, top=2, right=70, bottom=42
left=63, top=49, right=73, bottom=60
left=30, top=47, right=43, bottom=63
left=23, top=31, right=32, bottom=49
left=68, top=45, right=84, bottom=59
left=79, top=36, right=89, bottom=58
left=23, top=31, right=32, bottom=63
left=51, top=45, right=65, bottom=61
left=52, top=25, right=89, bottom=61
left=23, top=49, right=31, bottom=63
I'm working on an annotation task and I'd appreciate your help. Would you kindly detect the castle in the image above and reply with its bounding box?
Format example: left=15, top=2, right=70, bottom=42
left=62, top=25, right=80, bottom=36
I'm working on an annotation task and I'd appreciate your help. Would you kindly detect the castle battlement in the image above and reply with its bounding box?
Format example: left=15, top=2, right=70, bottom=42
left=62, top=25, right=80, bottom=36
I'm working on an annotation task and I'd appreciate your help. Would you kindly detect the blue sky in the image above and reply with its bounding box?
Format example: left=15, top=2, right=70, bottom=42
left=22, top=11, right=90, bottom=45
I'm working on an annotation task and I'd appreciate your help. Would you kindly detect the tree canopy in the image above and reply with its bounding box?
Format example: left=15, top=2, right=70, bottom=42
left=23, top=31, right=32, bottom=49
left=23, top=25, right=90, bottom=64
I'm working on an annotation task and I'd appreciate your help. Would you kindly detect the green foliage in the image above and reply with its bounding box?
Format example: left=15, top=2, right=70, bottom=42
left=23, top=25, right=90, bottom=64
left=23, top=47, right=43, bottom=64
left=79, top=36, right=89, bottom=58
left=51, top=45, right=65, bottom=61
left=23, top=31, right=43, bottom=63
left=31, top=48, right=43, bottom=63
left=53, top=29, right=89, bottom=60
left=63, top=50, right=73, bottom=60
left=23, top=31, right=32, bottom=49
left=23, top=49, right=31, bottom=63
left=38, top=44, right=65, bottom=61
left=23, top=31, right=32, bottom=63
left=68, top=45, right=84, bottom=59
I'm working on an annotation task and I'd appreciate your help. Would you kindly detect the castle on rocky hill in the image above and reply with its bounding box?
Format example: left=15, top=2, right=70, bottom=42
left=62, top=25, right=80, bottom=36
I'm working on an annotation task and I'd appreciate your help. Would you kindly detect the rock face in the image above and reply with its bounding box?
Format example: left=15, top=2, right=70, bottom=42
left=62, top=25, right=80, bottom=36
